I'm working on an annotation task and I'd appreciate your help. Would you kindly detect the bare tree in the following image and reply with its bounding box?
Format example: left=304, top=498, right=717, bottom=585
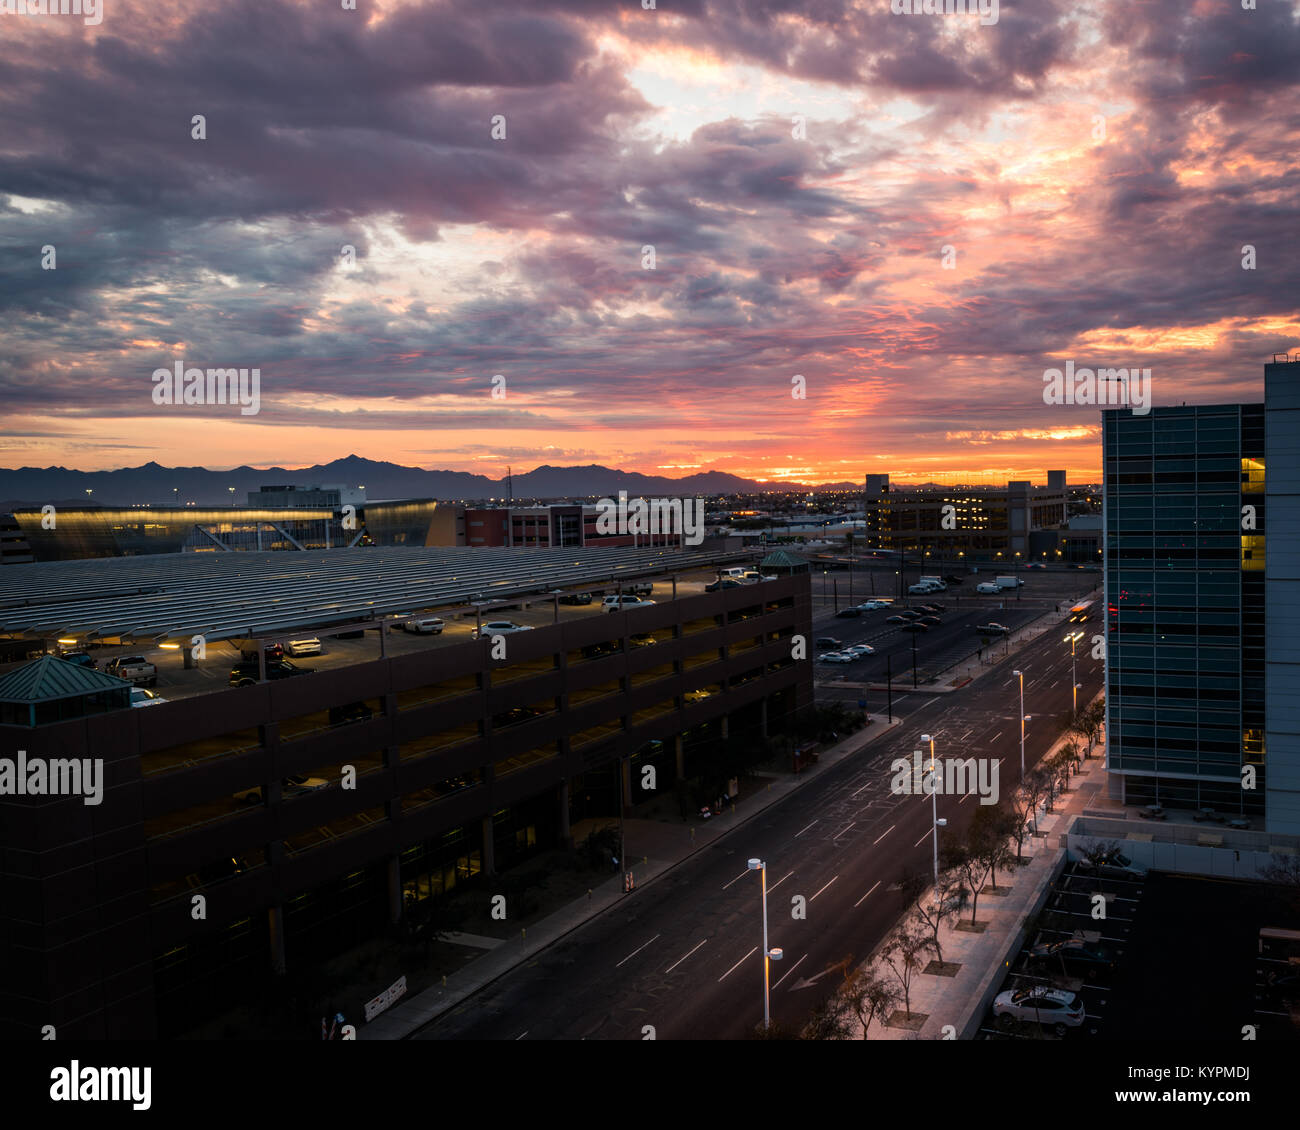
left=942, top=830, right=995, bottom=927
left=842, top=965, right=901, bottom=1039
left=1008, top=779, right=1040, bottom=862
left=900, top=869, right=967, bottom=967
left=979, top=802, right=1019, bottom=891
left=880, top=925, right=933, bottom=1020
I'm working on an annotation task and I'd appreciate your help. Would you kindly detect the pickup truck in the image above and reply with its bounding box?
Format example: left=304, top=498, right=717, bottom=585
left=104, top=655, right=157, bottom=687
left=624, top=582, right=655, bottom=597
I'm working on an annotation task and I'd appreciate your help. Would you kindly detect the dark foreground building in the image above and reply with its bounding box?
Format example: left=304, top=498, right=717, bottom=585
left=0, top=573, right=811, bottom=1038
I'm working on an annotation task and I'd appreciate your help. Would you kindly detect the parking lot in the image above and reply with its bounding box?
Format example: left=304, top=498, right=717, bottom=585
left=978, top=862, right=1300, bottom=1040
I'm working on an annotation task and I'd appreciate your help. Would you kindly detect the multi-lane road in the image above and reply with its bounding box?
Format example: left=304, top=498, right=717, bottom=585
left=415, top=602, right=1104, bottom=1041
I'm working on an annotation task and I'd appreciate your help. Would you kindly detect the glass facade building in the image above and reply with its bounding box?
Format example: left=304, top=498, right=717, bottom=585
left=1102, top=402, right=1266, bottom=816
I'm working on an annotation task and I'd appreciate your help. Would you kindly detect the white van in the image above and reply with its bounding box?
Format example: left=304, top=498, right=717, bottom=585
left=720, top=567, right=748, bottom=579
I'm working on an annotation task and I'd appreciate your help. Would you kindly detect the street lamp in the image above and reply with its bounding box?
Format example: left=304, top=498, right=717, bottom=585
left=1013, top=670, right=1027, bottom=779
left=920, top=736, right=947, bottom=896
left=1064, top=631, right=1084, bottom=716
left=747, top=858, right=783, bottom=1030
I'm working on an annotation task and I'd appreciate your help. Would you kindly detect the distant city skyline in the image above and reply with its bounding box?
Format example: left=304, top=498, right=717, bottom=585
left=2, top=1, right=1294, bottom=482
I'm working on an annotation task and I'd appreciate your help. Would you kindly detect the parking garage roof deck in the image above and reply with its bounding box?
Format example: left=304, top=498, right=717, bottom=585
left=0, top=545, right=746, bottom=646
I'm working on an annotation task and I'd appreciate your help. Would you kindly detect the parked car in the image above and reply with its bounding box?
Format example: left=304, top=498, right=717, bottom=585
left=234, top=775, right=330, bottom=805
left=629, top=633, right=657, bottom=648
left=820, top=651, right=854, bottom=663
left=920, top=601, right=947, bottom=612
left=897, top=609, right=922, bottom=620
left=606, top=597, right=656, bottom=611
left=943, top=575, right=965, bottom=585
left=402, top=617, right=445, bottom=634
left=704, top=578, right=742, bottom=592
left=329, top=701, right=373, bottom=726
left=856, top=600, right=889, bottom=611
left=1026, top=562, right=1048, bottom=569
left=1074, top=849, right=1146, bottom=880
left=59, top=651, right=96, bottom=669
left=974, top=623, right=1009, bottom=636
left=556, top=591, right=594, bottom=605
left=835, top=608, right=862, bottom=618
left=919, top=616, right=942, bottom=626
left=976, top=582, right=1002, bottom=594
left=886, top=614, right=909, bottom=624
left=474, top=621, right=533, bottom=637
left=228, top=658, right=313, bottom=686
left=104, top=655, right=157, bottom=687
left=845, top=644, right=875, bottom=657
left=900, top=622, right=929, bottom=632
left=993, top=986, right=1085, bottom=1036
left=1030, top=932, right=1118, bottom=975
left=130, top=687, right=166, bottom=708
left=285, top=637, right=323, bottom=656
left=815, top=637, right=844, bottom=650
left=241, top=642, right=285, bottom=663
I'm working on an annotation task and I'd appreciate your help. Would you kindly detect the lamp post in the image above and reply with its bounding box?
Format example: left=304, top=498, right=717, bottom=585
left=1065, top=630, right=1084, bottom=716
left=1013, top=669, right=1026, bottom=779
left=747, top=858, right=783, bottom=1029
left=921, top=736, right=947, bottom=896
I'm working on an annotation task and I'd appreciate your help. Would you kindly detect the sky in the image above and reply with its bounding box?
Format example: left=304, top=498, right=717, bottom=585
left=1, top=0, right=1297, bottom=486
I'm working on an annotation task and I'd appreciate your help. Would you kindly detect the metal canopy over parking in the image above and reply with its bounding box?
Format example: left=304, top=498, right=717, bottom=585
left=0, top=544, right=741, bottom=647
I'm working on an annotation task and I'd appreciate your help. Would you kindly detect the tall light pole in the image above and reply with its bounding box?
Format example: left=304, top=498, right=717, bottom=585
left=920, top=736, right=947, bottom=896
left=747, top=858, right=783, bottom=1030
left=1065, top=631, right=1084, bottom=716
left=1013, top=670, right=1026, bottom=779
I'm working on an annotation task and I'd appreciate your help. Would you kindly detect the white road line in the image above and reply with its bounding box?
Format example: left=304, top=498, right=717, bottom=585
left=794, top=819, right=819, bottom=838
left=991, top=731, right=1003, bottom=742
left=833, top=821, right=857, bottom=840
left=851, top=780, right=874, bottom=799
left=913, top=828, right=932, bottom=847
left=616, top=934, right=661, bottom=968
left=773, top=952, right=807, bottom=989
left=665, top=938, right=707, bottom=974
left=718, top=946, right=758, bottom=983
left=873, top=824, right=895, bottom=846
left=959, top=791, right=973, bottom=804
left=854, top=880, right=880, bottom=908
left=722, top=868, right=751, bottom=890
left=767, top=870, right=794, bottom=895
left=515, top=1031, right=528, bottom=1040
left=810, top=875, right=839, bottom=901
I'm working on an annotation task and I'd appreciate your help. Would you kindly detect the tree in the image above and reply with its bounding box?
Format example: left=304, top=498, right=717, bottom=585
left=1008, top=779, right=1040, bottom=862
left=942, top=817, right=997, bottom=925
left=880, top=925, right=932, bottom=1020
left=840, top=965, right=901, bottom=1039
left=979, top=802, right=1019, bottom=891
left=901, top=869, right=967, bottom=967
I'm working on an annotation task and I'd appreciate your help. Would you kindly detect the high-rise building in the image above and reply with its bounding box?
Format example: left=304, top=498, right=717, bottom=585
left=1102, top=358, right=1299, bottom=831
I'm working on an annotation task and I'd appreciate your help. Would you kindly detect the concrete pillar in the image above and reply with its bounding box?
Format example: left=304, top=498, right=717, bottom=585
left=268, top=904, right=286, bottom=975
left=183, top=647, right=196, bottom=670
left=760, top=697, right=769, bottom=738
left=387, top=855, right=402, bottom=924
left=620, top=757, right=632, bottom=809
left=481, top=815, right=495, bottom=876
left=675, top=735, right=685, bottom=779
left=721, top=715, right=730, bottom=740
left=557, top=780, right=572, bottom=847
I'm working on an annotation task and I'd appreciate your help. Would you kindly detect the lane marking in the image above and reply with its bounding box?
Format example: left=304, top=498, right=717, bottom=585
left=851, top=780, right=874, bottom=799
left=665, top=938, right=707, bottom=973
left=773, top=952, right=807, bottom=989
left=810, top=875, right=839, bottom=901
left=616, top=934, right=661, bottom=968
left=854, top=880, right=880, bottom=908
left=833, top=821, right=857, bottom=840
left=873, top=824, right=895, bottom=846
left=767, top=870, right=794, bottom=895
left=718, top=946, right=758, bottom=983
left=515, top=1031, right=528, bottom=1040
left=991, top=731, right=1003, bottom=743
left=913, top=828, right=932, bottom=847
left=722, top=868, right=750, bottom=890
left=794, top=819, right=819, bottom=838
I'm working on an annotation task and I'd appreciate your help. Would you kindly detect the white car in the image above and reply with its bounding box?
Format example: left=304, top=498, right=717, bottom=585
left=285, top=637, right=323, bottom=656
left=603, top=595, right=656, bottom=609
left=993, top=986, right=1085, bottom=1036
left=845, top=644, right=875, bottom=657
left=402, top=617, right=444, bottom=634
left=474, top=621, right=532, bottom=638
left=820, top=651, right=854, bottom=663
left=856, top=600, right=888, bottom=611
left=1074, top=849, right=1147, bottom=880
left=130, top=687, right=166, bottom=708
left=976, top=582, right=1001, bottom=594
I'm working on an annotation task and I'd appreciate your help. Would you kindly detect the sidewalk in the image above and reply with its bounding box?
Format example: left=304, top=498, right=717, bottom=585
left=863, top=710, right=1106, bottom=1040
left=362, top=710, right=904, bottom=1039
